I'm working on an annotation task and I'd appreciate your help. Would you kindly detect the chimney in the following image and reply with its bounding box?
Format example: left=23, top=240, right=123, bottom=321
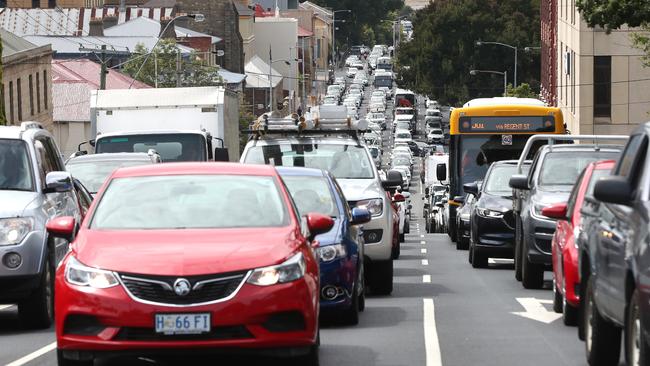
left=102, top=15, right=118, bottom=30
left=89, top=18, right=103, bottom=37
left=159, top=17, right=176, bottom=39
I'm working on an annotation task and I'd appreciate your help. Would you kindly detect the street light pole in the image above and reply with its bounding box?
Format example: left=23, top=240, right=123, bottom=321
left=331, top=10, right=351, bottom=68
left=269, top=45, right=273, bottom=113
left=475, top=40, right=518, bottom=87
left=470, top=69, right=508, bottom=96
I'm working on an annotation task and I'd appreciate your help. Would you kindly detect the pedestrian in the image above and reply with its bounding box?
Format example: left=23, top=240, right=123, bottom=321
left=297, top=106, right=303, bottom=117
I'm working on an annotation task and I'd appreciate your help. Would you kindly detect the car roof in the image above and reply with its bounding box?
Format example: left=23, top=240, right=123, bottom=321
left=276, top=166, right=326, bottom=177
left=111, top=162, right=278, bottom=179
left=248, top=136, right=359, bottom=146
left=67, top=152, right=155, bottom=164
left=593, top=159, right=616, bottom=169
left=540, top=144, right=622, bottom=153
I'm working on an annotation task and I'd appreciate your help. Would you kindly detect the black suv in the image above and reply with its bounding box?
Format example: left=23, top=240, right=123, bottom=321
left=510, top=144, right=622, bottom=289
left=580, top=123, right=650, bottom=365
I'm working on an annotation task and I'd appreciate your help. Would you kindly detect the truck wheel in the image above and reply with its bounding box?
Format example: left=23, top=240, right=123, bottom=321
left=19, top=252, right=54, bottom=329
left=626, top=289, right=649, bottom=366
left=522, top=239, right=543, bottom=289
left=514, top=219, right=523, bottom=282
left=584, top=276, right=621, bottom=366
left=57, top=350, right=93, bottom=366
left=371, top=260, right=393, bottom=295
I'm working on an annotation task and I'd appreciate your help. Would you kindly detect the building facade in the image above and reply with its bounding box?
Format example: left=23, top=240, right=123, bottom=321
left=7, top=0, right=103, bottom=7
left=554, top=2, right=650, bottom=135
left=540, top=0, right=557, bottom=106
left=1, top=29, right=53, bottom=129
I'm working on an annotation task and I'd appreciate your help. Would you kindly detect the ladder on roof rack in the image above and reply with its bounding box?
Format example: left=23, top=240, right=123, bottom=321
left=20, top=122, right=44, bottom=131
left=516, top=134, right=629, bottom=173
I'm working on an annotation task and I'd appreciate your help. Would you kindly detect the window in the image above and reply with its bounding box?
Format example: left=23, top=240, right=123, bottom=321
left=559, top=43, right=563, bottom=102
left=43, top=70, right=48, bottom=110
left=9, top=81, right=14, bottom=124
left=594, top=56, right=611, bottom=119
left=48, top=0, right=56, bottom=8
left=36, top=73, right=41, bottom=113
left=16, top=78, right=22, bottom=121
left=28, top=75, right=34, bottom=116
left=571, top=50, right=575, bottom=113
left=32, top=0, right=39, bottom=7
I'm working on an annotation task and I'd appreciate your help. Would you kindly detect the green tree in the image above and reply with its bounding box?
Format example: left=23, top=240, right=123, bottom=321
left=121, top=39, right=222, bottom=88
left=576, top=0, right=650, bottom=30
left=395, top=0, right=541, bottom=105
left=507, top=83, right=538, bottom=98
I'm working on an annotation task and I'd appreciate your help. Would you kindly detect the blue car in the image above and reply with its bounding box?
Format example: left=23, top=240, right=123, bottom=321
left=278, top=167, right=371, bottom=325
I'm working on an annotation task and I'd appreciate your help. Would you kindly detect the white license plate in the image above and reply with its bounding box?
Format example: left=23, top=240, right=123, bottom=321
left=155, top=313, right=211, bottom=335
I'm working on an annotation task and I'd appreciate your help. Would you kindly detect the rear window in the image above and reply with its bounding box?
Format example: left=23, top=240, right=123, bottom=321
left=282, top=176, right=338, bottom=217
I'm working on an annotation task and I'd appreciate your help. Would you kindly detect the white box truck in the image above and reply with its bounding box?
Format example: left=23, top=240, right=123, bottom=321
left=88, top=86, right=240, bottom=162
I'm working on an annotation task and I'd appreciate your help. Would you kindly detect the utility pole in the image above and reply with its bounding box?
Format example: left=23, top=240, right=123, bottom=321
left=269, top=45, right=274, bottom=112
left=301, top=37, right=306, bottom=110
left=176, top=50, right=182, bottom=87
left=99, top=45, right=107, bottom=90
left=79, top=46, right=130, bottom=89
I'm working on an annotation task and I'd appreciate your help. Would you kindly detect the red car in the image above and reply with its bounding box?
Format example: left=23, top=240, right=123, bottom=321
left=47, top=163, right=333, bottom=366
left=542, top=160, right=615, bottom=326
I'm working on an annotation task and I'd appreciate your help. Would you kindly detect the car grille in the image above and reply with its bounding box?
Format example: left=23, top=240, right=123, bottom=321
left=119, top=271, right=248, bottom=306
left=114, top=326, right=253, bottom=341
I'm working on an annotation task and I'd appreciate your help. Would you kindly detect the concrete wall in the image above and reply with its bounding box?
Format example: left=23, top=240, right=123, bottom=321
left=254, top=17, right=299, bottom=101
left=53, top=121, right=92, bottom=158
left=2, top=46, right=53, bottom=130
left=557, top=0, right=650, bottom=135
left=238, top=14, right=255, bottom=64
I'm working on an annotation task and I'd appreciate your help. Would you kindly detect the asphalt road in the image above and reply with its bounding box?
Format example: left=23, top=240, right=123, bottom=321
left=0, top=71, right=589, bottom=366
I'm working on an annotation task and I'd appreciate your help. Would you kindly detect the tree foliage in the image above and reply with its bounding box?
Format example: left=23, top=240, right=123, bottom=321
left=121, top=39, right=222, bottom=88
left=311, top=0, right=404, bottom=47
left=395, top=0, right=541, bottom=105
left=576, top=0, right=650, bottom=30
left=507, top=83, right=538, bottom=98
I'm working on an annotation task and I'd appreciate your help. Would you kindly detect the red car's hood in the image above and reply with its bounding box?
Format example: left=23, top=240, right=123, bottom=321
left=72, top=227, right=301, bottom=276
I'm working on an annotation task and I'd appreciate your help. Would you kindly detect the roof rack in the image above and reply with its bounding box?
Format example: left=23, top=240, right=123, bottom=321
left=20, top=122, right=44, bottom=131
left=246, top=106, right=369, bottom=144
left=516, top=134, right=629, bottom=173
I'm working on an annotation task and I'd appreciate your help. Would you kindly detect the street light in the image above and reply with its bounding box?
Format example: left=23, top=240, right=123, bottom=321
left=268, top=48, right=297, bottom=113
left=381, top=16, right=408, bottom=50
left=524, top=46, right=541, bottom=52
left=332, top=9, right=351, bottom=68
left=470, top=69, right=508, bottom=97
left=475, top=40, right=518, bottom=88
left=128, top=13, right=205, bottom=89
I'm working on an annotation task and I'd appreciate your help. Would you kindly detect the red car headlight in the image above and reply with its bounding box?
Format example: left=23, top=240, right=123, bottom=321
left=65, top=256, right=119, bottom=289
left=247, top=252, right=306, bottom=286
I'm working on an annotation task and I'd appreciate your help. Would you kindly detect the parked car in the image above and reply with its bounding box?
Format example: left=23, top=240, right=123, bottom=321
left=510, top=144, right=623, bottom=289
left=278, top=167, right=370, bottom=325
left=50, top=163, right=333, bottom=365
left=427, top=128, right=445, bottom=144
left=66, top=152, right=162, bottom=196
left=0, top=122, right=86, bottom=329
left=541, top=159, right=615, bottom=326
left=467, top=161, right=530, bottom=268
left=576, top=124, right=650, bottom=365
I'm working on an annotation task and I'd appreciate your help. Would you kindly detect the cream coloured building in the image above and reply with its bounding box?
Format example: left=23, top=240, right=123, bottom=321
left=557, top=1, right=650, bottom=135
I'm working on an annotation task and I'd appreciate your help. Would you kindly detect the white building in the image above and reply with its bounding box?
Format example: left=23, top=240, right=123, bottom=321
left=557, top=2, right=650, bottom=135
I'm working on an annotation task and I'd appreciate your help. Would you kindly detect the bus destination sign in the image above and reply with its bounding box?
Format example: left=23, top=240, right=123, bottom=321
left=459, top=116, right=555, bottom=133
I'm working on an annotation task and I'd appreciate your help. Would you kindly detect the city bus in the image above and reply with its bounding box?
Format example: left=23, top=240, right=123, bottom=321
left=442, top=97, right=565, bottom=241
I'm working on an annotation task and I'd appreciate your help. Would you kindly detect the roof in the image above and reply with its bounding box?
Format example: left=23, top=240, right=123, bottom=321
left=463, top=97, right=546, bottom=108
left=0, top=28, right=38, bottom=57
left=0, top=7, right=174, bottom=37
left=233, top=1, right=254, bottom=16
left=103, top=17, right=222, bottom=44
left=24, top=35, right=195, bottom=55
left=245, top=55, right=282, bottom=88
left=299, top=1, right=332, bottom=23
left=91, top=86, right=227, bottom=109
left=540, top=144, right=624, bottom=153
left=52, top=59, right=150, bottom=122
left=142, top=0, right=177, bottom=6
left=276, top=166, right=326, bottom=177
left=298, top=26, right=313, bottom=37
left=111, top=162, right=278, bottom=178
left=67, top=152, right=157, bottom=164
left=218, top=68, right=246, bottom=84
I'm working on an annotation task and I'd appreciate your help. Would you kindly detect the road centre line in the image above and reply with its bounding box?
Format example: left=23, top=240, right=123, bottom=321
left=421, top=235, right=425, bottom=238
left=422, top=275, right=431, bottom=283
left=421, top=241, right=426, bottom=245
left=5, top=342, right=56, bottom=366
left=423, top=298, right=443, bottom=366
left=422, top=259, right=429, bottom=265
left=421, top=248, right=427, bottom=254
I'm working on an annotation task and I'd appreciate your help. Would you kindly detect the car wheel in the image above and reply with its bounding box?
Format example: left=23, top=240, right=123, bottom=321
left=584, top=276, right=621, bottom=366
left=405, top=217, right=410, bottom=234
left=295, top=344, right=320, bottom=366
left=398, top=232, right=405, bottom=243
left=358, top=268, right=366, bottom=312
left=521, top=239, right=544, bottom=289
left=468, top=243, right=474, bottom=264
left=626, top=289, right=649, bottom=366
left=562, top=280, right=579, bottom=326
left=371, top=260, right=393, bottom=295
left=391, top=243, right=401, bottom=260
left=514, top=219, right=523, bottom=282
left=19, top=251, right=54, bottom=329
left=553, top=278, right=563, bottom=313
left=342, top=281, right=360, bottom=325
left=471, top=247, right=487, bottom=268
left=57, top=349, right=93, bottom=366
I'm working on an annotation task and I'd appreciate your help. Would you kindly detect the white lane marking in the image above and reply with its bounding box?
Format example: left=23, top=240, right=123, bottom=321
left=421, top=248, right=427, bottom=254
left=5, top=342, right=57, bottom=366
left=421, top=240, right=426, bottom=245
left=422, top=275, right=431, bottom=283
left=511, top=297, right=562, bottom=324
left=488, top=258, right=514, bottom=265
left=423, top=298, right=443, bottom=366
left=0, top=305, right=13, bottom=311
left=422, top=259, right=429, bottom=265
left=420, top=235, right=425, bottom=238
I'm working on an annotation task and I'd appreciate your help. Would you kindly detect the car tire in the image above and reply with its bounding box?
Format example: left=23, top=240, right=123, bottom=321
left=626, top=289, right=649, bottom=366
left=398, top=232, right=405, bottom=243
left=522, top=239, right=544, bottom=289
left=449, top=221, right=457, bottom=242
left=57, top=350, right=93, bottom=366
left=19, top=251, right=54, bottom=329
left=562, top=281, right=578, bottom=326
left=371, top=260, right=393, bottom=295
left=342, top=282, right=360, bottom=325
left=358, top=266, right=366, bottom=312
left=471, top=247, right=487, bottom=268
left=553, top=278, right=563, bottom=313
left=468, top=243, right=474, bottom=264
left=584, top=276, right=621, bottom=366
left=391, top=243, right=401, bottom=260
left=405, top=217, right=410, bottom=234
left=514, top=219, right=523, bottom=282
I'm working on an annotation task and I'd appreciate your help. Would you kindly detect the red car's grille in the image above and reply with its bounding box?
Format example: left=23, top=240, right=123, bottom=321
left=114, top=326, right=253, bottom=341
left=119, top=271, right=248, bottom=306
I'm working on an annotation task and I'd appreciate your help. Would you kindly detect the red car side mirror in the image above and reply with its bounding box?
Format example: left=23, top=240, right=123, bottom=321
left=541, top=202, right=568, bottom=220
left=306, top=213, right=334, bottom=240
left=46, top=216, right=76, bottom=242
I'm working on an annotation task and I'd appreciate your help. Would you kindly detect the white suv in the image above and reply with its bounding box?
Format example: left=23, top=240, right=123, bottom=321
left=241, top=114, right=401, bottom=294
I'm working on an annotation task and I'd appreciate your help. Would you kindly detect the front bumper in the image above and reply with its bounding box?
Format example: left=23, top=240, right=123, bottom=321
left=319, top=257, right=357, bottom=310
left=55, top=269, right=319, bottom=355
left=473, top=214, right=516, bottom=258
left=525, top=214, right=556, bottom=265
left=349, top=203, right=393, bottom=262
left=0, top=230, right=46, bottom=277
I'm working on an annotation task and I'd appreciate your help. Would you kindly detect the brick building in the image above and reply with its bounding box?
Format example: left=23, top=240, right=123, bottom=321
left=540, top=0, right=557, bottom=106
left=1, top=29, right=53, bottom=128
